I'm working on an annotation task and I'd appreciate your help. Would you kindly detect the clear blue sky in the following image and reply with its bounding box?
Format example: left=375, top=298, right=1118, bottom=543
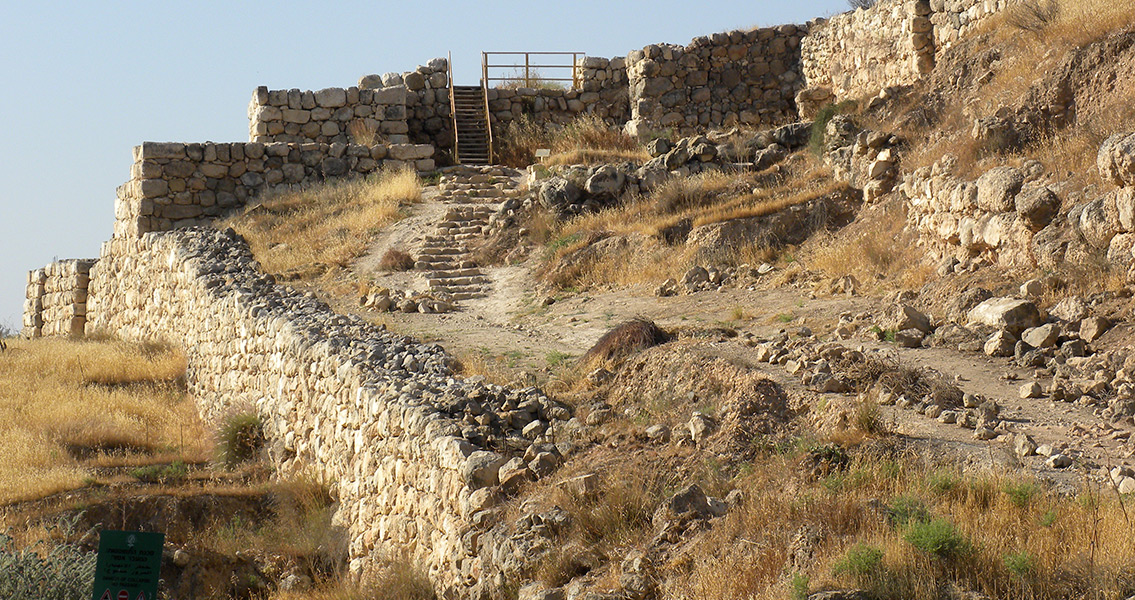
left=0, top=1, right=849, bottom=333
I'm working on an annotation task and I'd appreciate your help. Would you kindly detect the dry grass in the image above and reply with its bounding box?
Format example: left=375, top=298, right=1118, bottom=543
left=346, top=119, right=382, bottom=146
left=806, top=199, right=932, bottom=293
left=223, top=168, right=421, bottom=282
left=662, top=448, right=1135, bottom=600
left=497, top=113, right=645, bottom=168
left=0, top=337, right=205, bottom=504
left=541, top=158, right=839, bottom=291
left=903, top=0, right=1135, bottom=183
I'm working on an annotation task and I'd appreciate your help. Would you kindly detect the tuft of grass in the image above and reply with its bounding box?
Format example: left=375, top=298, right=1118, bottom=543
left=904, top=518, right=971, bottom=560
left=223, top=168, right=421, bottom=282
left=577, top=318, right=669, bottom=373
left=809, top=100, right=858, bottom=156
left=833, top=542, right=884, bottom=580
left=1004, top=481, right=1041, bottom=508
left=0, top=337, right=203, bottom=503
left=790, top=572, right=810, bottom=600
left=888, top=496, right=932, bottom=528
left=379, top=248, right=415, bottom=271
left=0, top=515, right=96, bottom=597
left=217, top=413, right=265, bottom=468
left=346, top=118, right=382, bottom=146
left=1003, top=550, right=1037, bottom=579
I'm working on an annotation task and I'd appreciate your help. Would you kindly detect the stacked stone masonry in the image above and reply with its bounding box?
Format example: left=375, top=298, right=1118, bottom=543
left=248, top=84, right=413, bottom=146
left=801, top=0, right=1017, bottom=102
left=360, top=58, right=457, bottom=155
left=626, top=24, right=807, bottom=136
left=86, top=228, right=545, bottom=598
left=114, top=140, right=434, bottom=238
left=22, top=259, right=97, bottom=338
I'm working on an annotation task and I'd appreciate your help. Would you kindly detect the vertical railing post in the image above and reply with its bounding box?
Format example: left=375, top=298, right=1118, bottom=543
left=449, top=51, right=459, bottom=165
left=525, top=53, right=531, bottom=87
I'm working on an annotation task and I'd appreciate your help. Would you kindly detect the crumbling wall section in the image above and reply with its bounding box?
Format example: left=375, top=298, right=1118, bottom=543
left=22, top=259, right=97, bottom=339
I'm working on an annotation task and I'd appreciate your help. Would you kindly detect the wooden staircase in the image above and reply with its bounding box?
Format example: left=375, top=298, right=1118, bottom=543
left=452, top=85, right=491, bottom=165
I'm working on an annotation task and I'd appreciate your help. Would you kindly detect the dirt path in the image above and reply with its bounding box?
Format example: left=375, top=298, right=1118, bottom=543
left=341, top=182, right=1135, bottom=485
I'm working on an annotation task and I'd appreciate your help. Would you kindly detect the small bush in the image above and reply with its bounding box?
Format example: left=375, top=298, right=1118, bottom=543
left=1005, top=481, right=1041, bottom=508
left=926, top=469, right=961, bottom=495
left=854, top=400, right=887, bottom=436
left=887, top=496, right=931, bottom=528
left=790, top=572, right=810, bottom=600
left=379, top=248, right=415, bottom=271
left=833, top=543, right=884, bottom=580
left=217, top=413, right=264, bottom=468
left=1004, top=550, right=1037, bottom=579
left=809, top=100, right=857, bottom=156
left=904, top=518, right=971, bottom=560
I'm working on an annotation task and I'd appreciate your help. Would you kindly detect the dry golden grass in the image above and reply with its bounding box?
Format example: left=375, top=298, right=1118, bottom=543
left=662, top=448, right=1135, bottom=600
left=223, top=168, right=421, bottom=281
left=544, top=148, right=651, bottom=166
left=498, top=113, right=644, bottom=168
left=270, top=562, right=435, bottom=600
left=903, top=1, right=1135, bottom=182
left=541, top=158, right=837, bottom=291
left=0, top=337, right=205, bottom=504
left=806, top=199, right=932, bottom=293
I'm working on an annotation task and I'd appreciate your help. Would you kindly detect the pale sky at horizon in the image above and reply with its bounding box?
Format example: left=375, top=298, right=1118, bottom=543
left=0, top=0, right=851, bottom=333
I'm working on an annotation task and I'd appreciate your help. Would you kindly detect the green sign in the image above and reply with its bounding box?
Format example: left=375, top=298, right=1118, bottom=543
left=90, top=530, right=164, bottom=600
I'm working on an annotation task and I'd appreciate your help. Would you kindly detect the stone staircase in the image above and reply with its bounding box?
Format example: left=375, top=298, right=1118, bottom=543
left=452, top=86, right=491, bottom=165
left=415, top=166, right=521, bottom=301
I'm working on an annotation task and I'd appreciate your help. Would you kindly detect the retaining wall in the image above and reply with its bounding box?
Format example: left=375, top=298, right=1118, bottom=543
left=114, top=140, right=434, bottom=238
left=86, top=227, right=549, bottom=597
left=21, top=259, right=96, bottom=339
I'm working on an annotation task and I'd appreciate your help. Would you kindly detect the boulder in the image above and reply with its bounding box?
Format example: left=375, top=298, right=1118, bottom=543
left=1021, top=323, right=1059, bottom=348
left=539, top=177, right=581, bottom=210
left=1050, top=296, right=1088, bottom=322
left=967, top=298, right=1041, bottom=334
left=1015, top=186, right=1060, bottom=230
left=1074, top=195, right=1119, bottom=249
left=976, top=166, right=1024, bottom=213
left=1097, top=132, right=1135, bottom=187
left=1013, top=433, right=1038, bottom=458
left=984, top=330, right=1017, bottom=357
left=647, top=138, right=672, bottom=157
left=894, top=329, right=925, bottom=348
left=1079, top=316, right=1111, bottom=342
left=584, top=165, right=626, bottom=198
left=463, top=451, right=507, bottom=489
left=885, top=303, right=932, bottom=334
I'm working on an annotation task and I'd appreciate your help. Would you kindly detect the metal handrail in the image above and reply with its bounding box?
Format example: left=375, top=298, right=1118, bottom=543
left=481, top=51, right=585, bottom=90
left=481, top=63, right=494, bottom=164
left=448, top=51, right=460, bottom=165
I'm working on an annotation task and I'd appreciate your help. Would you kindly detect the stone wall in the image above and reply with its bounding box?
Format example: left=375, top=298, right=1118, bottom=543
left=359, top=58, right=455, bottom=156
left=800, top=0, right=1018, bottom=103
left=931, top=0, right=1017, bottom=50
left=22, top=259, right=97, bottom=338
left=625, top=24, right=806, bottom=137
left=248, top=85, right=411, bottom=146
left=800, top=0, right=933, bottom=101
left=114, top=140, right=434, bottom=238
left=87, top=227, right=565, bottom=598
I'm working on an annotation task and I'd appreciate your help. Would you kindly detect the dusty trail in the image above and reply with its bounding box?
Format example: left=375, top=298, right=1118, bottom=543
left=342, top=180, right=1135, bottom=486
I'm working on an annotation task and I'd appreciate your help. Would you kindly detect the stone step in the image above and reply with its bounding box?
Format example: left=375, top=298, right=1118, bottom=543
left=427, top=268, right=483, bottom=278
left=427, top=276, right=490, bottom=287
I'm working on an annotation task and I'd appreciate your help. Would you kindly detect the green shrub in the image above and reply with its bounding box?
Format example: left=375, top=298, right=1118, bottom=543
left=925, top=469, right=960, bottom=495
left=833, top=543, right=884, bottom=581
left=217, top=412, right=265, bottom=468
left=130, top=460, right=188, bottom=483
left=904, top=518, right=971, bottom=560
left=790, top=572, right=810, bottom=600
left=1005, top=481, right=1041, bottom=508
left=1003, top=550, right=1036, bottom=579
left=887, top=496, right=931, bottom=528
left=809, top=100, right=857, bottom=156
left=0, top=516, right=96, bottom=599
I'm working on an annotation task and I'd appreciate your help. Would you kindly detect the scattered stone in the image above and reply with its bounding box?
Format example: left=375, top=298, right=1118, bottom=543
left=688, top=413, right=716, bottom=444
left=968, top=298, right=1041, bottom=334
left=1019, top=382, right=1043, bottom=399
left=1046, top=454, right=1073, bottom=469
left=1021, top=323, right=1060, bottom=349
left=1079, top=316, right=1111, bottom=342
left=646, top=424, right=671, bottom=442
left=984, top=330, right=1017, bottom=357
left=1013, top=433, right=1038, bottom=458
